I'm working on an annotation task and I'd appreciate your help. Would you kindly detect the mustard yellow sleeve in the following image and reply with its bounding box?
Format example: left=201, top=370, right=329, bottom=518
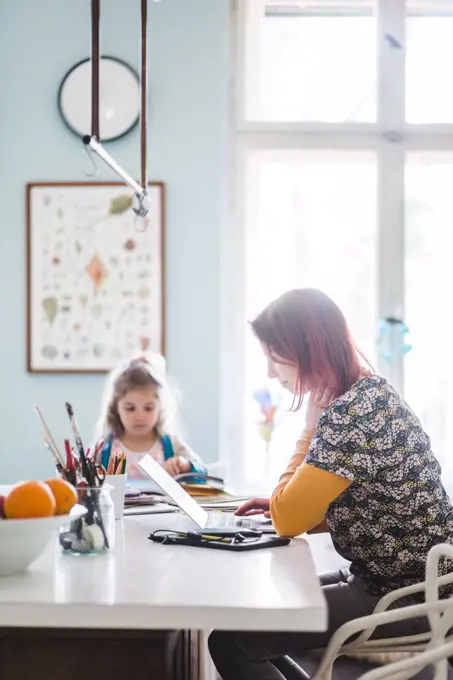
left=278, top=429, right=329, bottom=535
left=270, top=438, right=352, bottom=537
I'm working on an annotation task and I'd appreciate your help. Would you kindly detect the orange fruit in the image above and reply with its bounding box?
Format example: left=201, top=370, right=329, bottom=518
left=45, top=479, right=78, bottom=515
left=4, top=481, right=56, bottom=519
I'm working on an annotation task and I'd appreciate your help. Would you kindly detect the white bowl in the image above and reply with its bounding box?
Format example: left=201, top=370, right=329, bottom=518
left=0, top=486, right=86, bottom=576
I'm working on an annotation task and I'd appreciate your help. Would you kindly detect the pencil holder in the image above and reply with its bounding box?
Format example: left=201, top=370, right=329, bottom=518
left=105, top=474, right=126, bottom=520
left=59, top=486, right=115, bottom=555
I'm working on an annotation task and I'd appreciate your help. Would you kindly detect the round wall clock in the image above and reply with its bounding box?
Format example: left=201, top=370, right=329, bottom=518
left=58, top=56, right=140, bottom=142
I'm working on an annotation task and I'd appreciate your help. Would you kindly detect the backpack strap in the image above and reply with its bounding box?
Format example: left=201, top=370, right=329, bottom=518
left=161, top=433, right=175, bottom=461
left=160, top=434, right=206, bottom=483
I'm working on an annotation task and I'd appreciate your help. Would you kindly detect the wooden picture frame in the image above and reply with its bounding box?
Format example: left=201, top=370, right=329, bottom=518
left=26, top=181, right=165, bottom=373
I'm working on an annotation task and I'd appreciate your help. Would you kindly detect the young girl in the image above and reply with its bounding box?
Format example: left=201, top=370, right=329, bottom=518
left=95, top=352, right=206, bottom=479
left=209, top=288, right=453, bottom=680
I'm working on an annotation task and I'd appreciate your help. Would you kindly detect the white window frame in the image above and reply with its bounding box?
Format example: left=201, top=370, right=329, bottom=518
left=220, top=0, right=453, bottom=488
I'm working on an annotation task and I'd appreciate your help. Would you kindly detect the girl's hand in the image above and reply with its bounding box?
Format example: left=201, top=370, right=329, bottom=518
left=163, top=456, right=191, bottom=476
left=234, top=497, right=271, bottom=518
left=305, top=386, right=335, bottom=430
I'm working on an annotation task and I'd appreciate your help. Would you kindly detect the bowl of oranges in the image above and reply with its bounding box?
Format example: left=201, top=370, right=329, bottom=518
left=0, top=479, right=86, bottom=576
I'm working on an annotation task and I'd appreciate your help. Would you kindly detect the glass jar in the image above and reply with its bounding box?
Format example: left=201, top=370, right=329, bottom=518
left=59, top=486, right=115, bottom=555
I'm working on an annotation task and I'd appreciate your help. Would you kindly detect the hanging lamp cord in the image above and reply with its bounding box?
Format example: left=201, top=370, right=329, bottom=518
left=91, top=0, right=100, bottom=141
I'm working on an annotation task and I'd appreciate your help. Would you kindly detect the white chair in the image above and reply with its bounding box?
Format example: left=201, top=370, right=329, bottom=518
left=358, top=635, right=453, bottom=680
left=308, top=543, right=453, bottom=680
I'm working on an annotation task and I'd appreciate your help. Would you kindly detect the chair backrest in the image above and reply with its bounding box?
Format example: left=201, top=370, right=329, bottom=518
left=425, top=543, right=453, bottom=645
left=313, top=599, right=453, bottom=680
left=312, top=544, right=453, bottom=680
left=357, top=635, right=453, bottom=680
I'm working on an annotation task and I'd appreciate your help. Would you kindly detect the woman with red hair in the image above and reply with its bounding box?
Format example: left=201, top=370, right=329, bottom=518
left=209, top=288, right=453, bottom=680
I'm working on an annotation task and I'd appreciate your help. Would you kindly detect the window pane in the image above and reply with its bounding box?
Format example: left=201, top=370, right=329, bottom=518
left=244, top=150, right=378, bottom=488
left=405, top=152, right=453, bottom=493
left=406, top=5, right=453, bottom=123
left=244, top=2, right=376, bottom=123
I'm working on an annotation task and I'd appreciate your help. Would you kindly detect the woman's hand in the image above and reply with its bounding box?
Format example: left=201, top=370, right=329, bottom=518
left=234, top=497, right=271, bottom=518
left=163, top=456, right=191, bottom=477
left=305, top=386, right=335, bottom=430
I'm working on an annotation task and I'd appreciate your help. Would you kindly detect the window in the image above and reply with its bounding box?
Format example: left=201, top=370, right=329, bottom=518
left=243, top=1, right=377, bottom=122
left=223, top=0, right=453, bottom=494
left=405, top=153, right=453, bottom=482
left=406, top=11, right=453, bottom=123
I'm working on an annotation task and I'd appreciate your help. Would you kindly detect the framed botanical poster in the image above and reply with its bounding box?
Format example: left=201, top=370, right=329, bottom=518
left=26, top=181, right=165, bottom=373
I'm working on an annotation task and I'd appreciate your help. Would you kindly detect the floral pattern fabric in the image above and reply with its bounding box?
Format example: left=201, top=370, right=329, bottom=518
left=306, top=375, right=453, bottom=595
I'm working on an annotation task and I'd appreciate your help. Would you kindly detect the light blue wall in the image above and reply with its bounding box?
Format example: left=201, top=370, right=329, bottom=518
left=0, top=0, right=228, bottom=482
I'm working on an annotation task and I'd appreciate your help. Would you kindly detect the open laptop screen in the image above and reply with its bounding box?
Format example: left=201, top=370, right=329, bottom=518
left=138, top=453, right=208, bottom=528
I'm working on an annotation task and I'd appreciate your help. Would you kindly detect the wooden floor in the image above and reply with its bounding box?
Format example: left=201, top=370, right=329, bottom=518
left=0, top=628, right=200, bottom=680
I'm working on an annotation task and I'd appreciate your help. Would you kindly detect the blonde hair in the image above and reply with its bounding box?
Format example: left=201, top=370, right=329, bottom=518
left=96, top=354, right=180, bottom=440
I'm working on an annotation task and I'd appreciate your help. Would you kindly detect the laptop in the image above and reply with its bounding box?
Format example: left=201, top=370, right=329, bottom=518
left=138, top=454, right=276, bottom=534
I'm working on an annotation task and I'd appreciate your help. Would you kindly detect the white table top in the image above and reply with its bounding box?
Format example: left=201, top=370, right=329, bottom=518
left=0, top=513, right=327, bottom=632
